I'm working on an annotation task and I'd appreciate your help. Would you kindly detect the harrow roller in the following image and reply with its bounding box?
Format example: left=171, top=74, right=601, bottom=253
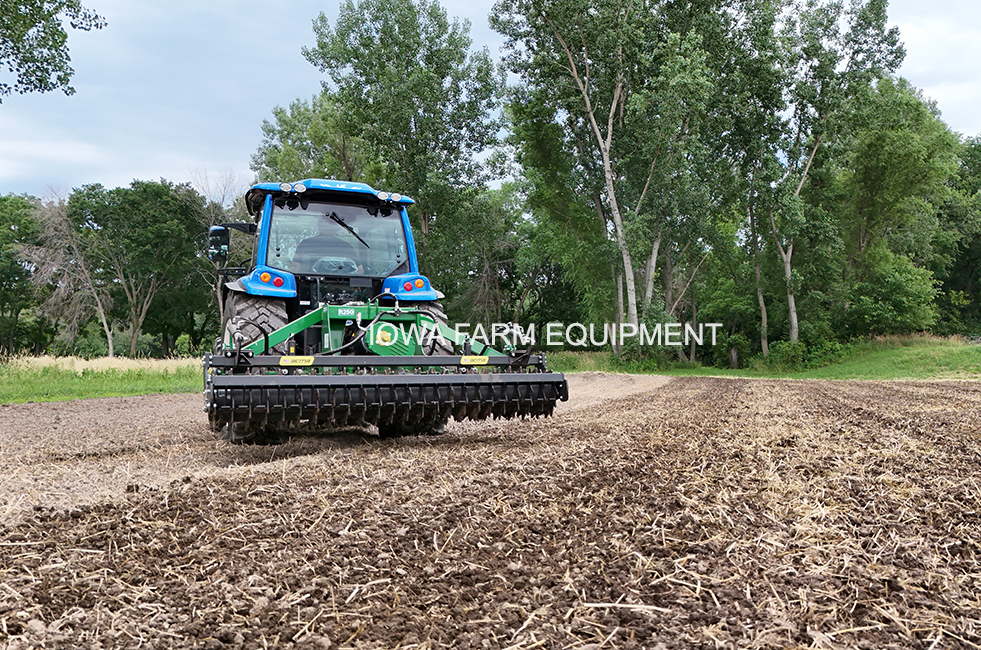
left=204, top=353, right=569, bottom=434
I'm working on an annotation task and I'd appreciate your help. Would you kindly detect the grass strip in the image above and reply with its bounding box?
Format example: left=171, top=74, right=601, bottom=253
left=0, top=363, right=200, bottom=404
left=549, top=335, right=981, bottom=380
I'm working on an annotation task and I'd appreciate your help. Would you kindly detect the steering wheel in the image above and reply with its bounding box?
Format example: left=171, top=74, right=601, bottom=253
left=312, top=256, right=358, bottom=274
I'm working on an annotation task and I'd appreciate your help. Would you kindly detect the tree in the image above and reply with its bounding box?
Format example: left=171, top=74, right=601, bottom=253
left=839, top=78, right=958, bottom=266
left=827, top=78, right=958, bottom=336
left=427, top=184, right=522, bottom=325
left=28, top=197, right=118, bottom=356
left=29, top=180, right=206, bottom=357
left=761, top=0, right=904, bottom=342
left=251, top=93, right=380, bottom=184
left=494, top=0, right=745, bottom=330
left=303, top=0, right=502, bottom=236
left=188, top=168, right=252, bottom=326
left=935, top=138, right=981, bottom=332
left=0, top=0, right=105, bottom=101
left=0, top=194, right=41, bottom=354
left=508, top=93, right=621, bottom=329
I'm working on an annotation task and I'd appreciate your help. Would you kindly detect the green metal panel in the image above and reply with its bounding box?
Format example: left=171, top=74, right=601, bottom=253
left=242, top=305, right=325, bottom=354
left=239, top=301, right=507, bottom=357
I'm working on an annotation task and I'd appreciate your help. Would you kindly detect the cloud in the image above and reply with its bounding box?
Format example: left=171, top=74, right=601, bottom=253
left=890, top=0, right=981, bottom=136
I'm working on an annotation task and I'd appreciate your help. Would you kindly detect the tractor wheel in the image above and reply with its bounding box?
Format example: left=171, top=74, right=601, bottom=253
left=223, top=421, right=283, bottom=445
left=416, top=301, right=455, bottom=357
left=377, top=411, right=447, bottom=439
left=376, top=301, right=452, bottom=438
left=221, top=292, right=290, bottom=354
left=219, top=293, right=290, bottom=444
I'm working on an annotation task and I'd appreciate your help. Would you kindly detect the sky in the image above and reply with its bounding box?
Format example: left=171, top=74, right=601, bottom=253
left=0, top=0, right=979, bottom=201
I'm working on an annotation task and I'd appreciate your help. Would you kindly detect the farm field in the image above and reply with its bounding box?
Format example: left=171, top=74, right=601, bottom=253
left=1, top=373, right=979, bottom=649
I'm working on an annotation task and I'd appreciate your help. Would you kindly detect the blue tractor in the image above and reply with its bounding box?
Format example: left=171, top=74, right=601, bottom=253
left=203, top=179, right=568, bottom=442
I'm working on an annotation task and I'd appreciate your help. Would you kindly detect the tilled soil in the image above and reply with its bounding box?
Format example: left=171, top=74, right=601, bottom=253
left=1, top=374, right=980, bottom=649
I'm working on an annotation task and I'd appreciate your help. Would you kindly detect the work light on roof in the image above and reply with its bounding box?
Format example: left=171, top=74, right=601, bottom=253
left=279, top=182, right=292, bottom=192
left=377, top=191, right=390, bottom=200
left=294, top=183, right=307, bottom=193
left=391, top=193, right=402, bottom=201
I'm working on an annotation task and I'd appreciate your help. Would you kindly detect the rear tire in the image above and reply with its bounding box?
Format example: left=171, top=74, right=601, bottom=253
left=222, top=292, right=289, bottom=354
left=416, top=301, right=455, bottom=357
left=218, top=293, right=290, bottom=444
left=376, top=301, right=453, bottom=438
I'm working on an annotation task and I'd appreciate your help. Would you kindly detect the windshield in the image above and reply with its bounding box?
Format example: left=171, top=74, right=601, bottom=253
left=265, top=200, right=408, bottom=277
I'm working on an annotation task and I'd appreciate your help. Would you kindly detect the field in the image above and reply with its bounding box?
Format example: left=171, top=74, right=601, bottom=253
left=1, top=373, right=980, bottom=649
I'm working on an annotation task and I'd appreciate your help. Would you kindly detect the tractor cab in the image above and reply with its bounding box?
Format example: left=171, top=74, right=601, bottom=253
left=264, top=199, right=409, bottom=279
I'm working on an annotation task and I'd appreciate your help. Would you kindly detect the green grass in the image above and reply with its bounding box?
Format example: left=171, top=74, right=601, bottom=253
left=0, top=364, right=200, bottom=404
left=549, top=335, right=981, bottom=381
left=793, top=336, right=981, bottom=380
left=2, top=335, right=978, bottom=405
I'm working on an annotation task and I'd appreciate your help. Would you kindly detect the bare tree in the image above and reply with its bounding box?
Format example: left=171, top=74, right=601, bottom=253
left=25, top=200, right=117, bottom=356
left=190, top=168, right=252, bottom=321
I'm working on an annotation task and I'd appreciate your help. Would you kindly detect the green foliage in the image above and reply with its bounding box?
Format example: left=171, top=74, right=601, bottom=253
left=839, top=251, right=938, bottom=337
left=840, top=78, right=959, bottom=263
left=794, top=335, right=981, bottom=380
left=934, top=137, right=981, bottom=333
left=303, top=0, right=501, bottom=231
left=426, top=185, right=519, bottom=324
left=507, top=95, right=619, bottom=324
left=29, top=180, right=208, bottom=358
left=750, top=339, right=806, bottom=371
left=710, top=332, right=752, bottom=369
left=493, top=0, right=722, bottom=326
left=251, top=93, right=383, bottom=184
left=0, top=194, right=41, bottom=354
left=0, top=0, right=105, bottom=101
left=235, top=0, right=980, bottom=362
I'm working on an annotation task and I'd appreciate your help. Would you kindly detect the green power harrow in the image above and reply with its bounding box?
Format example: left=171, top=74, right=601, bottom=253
left=204, top=294, right=568, bottom=437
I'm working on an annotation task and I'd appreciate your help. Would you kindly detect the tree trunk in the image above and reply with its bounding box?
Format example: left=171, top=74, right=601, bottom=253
left=547, top=27, right=638, bottom=326
left=757, top=276, right=769, bottom=356
left=100, top=318, right=114, bottom=358
left=767, top=137, right=820, bottom=345
left=768, top=206, right=799, bottom=344
left=776, top=241, right=799, bottom=343
left=747, top=170, right=770, bottom=356
left=125, top=276, right=159, bottom=357
left=613, top=274, right=624, bottom=354
left=642, top=234, right=661, bottom=318
left=784, top=262, right=799, bottom=344
left=663, top=248, right=675, bottom=319
left=750, top=208, right=769, bottom=356
left=689, top=303, right=697, bottom=362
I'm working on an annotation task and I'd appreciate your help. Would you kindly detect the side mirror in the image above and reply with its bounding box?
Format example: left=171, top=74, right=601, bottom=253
left=207, top=226, right=230, bottom=264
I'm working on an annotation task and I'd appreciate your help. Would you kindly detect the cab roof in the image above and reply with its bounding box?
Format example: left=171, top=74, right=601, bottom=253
left=245, top=179, right=415, bottom=217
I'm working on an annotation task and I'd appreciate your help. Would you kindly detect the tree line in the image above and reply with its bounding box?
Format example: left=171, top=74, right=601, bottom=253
left=2, top=0, right=980, bottom=366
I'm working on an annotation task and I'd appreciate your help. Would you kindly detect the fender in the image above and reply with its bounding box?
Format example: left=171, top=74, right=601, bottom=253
left=223, top=278, right=247, bottom=293
left=225, top=267, right=297, bottom=298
